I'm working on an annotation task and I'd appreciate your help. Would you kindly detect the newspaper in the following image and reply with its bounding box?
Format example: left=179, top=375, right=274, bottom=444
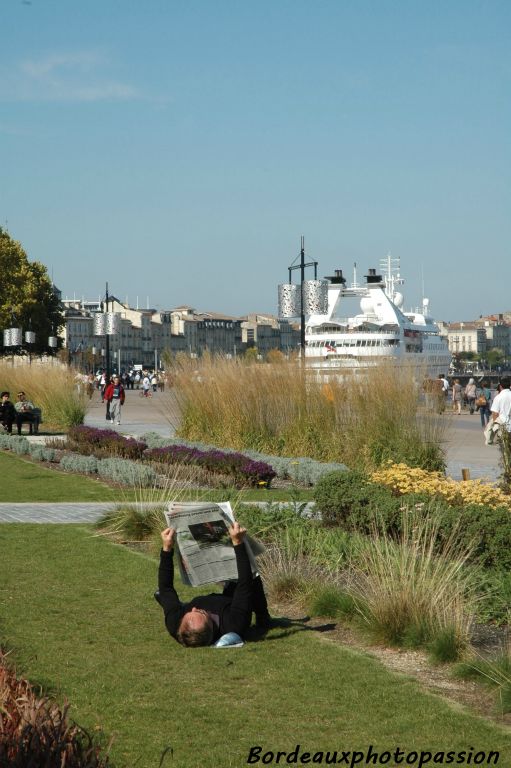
left=164, top=501, right=264, bottom=587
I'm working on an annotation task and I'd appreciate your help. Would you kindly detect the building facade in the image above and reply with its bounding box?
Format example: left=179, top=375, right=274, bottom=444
left=61, top=298, right=300, bottom=370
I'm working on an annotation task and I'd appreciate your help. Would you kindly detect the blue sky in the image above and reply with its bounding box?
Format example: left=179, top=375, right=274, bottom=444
left=1, top=0, right=509, bottom=321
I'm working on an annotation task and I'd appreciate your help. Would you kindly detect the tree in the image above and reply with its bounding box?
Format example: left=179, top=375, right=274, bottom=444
left=486, top=347, right=505, bottom=371
left=0, top=228, right=63, bottom=352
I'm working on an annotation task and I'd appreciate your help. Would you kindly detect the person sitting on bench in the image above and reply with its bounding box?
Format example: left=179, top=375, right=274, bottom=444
left=14, top=391, right=38, bottom=435
left=0, top=391, right=16, bottom=434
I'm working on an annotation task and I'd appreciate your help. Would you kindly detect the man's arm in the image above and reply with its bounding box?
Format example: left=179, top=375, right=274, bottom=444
left=157, top=528, right=185, bottom=636
left=224, top=523, right=253, bottom=635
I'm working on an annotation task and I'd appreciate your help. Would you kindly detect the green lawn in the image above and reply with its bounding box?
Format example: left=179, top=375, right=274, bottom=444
left=1, top=525, right=510, bottom=768
left=0, top=451, right=119, bottom=502
left=0, top=450, right=313, bottom=504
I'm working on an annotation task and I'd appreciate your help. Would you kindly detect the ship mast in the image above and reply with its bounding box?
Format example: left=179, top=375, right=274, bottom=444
left=380, top=252, right=403, bottom=302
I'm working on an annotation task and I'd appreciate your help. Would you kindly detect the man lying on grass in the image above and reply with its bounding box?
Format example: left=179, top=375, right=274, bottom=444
left=156, top=523, right=272, bottom=647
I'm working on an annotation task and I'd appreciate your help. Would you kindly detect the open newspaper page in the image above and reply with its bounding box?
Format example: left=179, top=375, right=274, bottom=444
left=164, top=501, right=264, bottom=587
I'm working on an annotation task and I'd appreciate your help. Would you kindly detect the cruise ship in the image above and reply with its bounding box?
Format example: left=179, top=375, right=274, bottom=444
left=305, top=255, right=452, bottom=376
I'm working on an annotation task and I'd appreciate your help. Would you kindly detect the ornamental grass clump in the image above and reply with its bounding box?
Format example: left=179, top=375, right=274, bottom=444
left=0, top=650, right=110, bottom=767
left=347, top=512, right=476, bottom=659
left=0, top=362, right=87, bottom=429
left=168, top=354, right=445, bottom=471
left=456, top=641, right=511, bottom=713
left=96, top=466, right=210, bottom=553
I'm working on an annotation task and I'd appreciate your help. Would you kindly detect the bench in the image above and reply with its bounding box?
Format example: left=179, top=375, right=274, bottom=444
left=16, top=407, right=42, bottom=435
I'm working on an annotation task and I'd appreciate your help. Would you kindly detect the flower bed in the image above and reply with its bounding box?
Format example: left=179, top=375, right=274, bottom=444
left=144, top=445, right=276, bottom=487
left=67, top=426, right=147, bottom=461
left=371, top=462, right=511, bottom=510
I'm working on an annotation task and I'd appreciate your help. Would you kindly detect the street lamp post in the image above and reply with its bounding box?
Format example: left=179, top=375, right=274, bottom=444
left=277, top=236, right=328, bottom=354
left=94, top=283, right=119, bottom=382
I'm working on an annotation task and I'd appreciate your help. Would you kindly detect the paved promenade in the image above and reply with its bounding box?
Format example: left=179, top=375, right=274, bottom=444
left=0, top=390, right=501, bottom=523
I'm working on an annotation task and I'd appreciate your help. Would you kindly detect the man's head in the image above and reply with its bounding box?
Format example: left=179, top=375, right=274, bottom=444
left=499, top=377, right=511, bottom=390
left=17, top=392, right=26, bottom=401
left=1, top=391, right=9, bottom=401
left=177, top=607, right=214, bottom=647
left=113, top=376, right=120, bottom=383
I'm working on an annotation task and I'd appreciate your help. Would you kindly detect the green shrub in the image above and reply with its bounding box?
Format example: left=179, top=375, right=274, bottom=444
left=308, top=586, right=356, bottom=618
left=429, top=627, right=466, bottom=663
left=97, top=458, right=157, bottom=487
left=60, top=454, right=99, bottom=474
left=472, top=569, right=511, bottom=625
left=437, top=504, right=511, bottom=571
left=313, top=470, right=401, bottom=531
left=314, top=471, right=511, bottom=578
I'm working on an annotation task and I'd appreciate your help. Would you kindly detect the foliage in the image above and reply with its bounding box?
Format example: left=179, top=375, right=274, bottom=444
left=169, top=355, right=446, bottom=471
left=29, top=444, right=56, bottom=462
left=307, top=586, right=356, bottom=619
left=145, top=444, right=276, bottom=487
left=372, top=461, right=511, bottom=510
left=0, top=228, right=63, bottom=352
left=456, top=646, right=511, bottom=714
left=497, top=429, right=511, bottom=491
left=140, top=432, right=347, bottom=485
left=429, top=627, right=466, bottom=663
left=10, top=436, right=30, bottom=455
left=95, top=506, right=159, bottom=542
left=4, top=526, right=510, bottom=766
left=313, top=469, right=403, bottom=531
left=347, top=513, right=476, bottom=657
left=0, top=362, right=87, bottom=429
left=0, top=650, right=110, bottom=767
left=437, top=504, right=511, bottom=571
left=60, top=454, right=99, bottom=474
left=314, top=468, right=511, bottom=576
left=67, top=426, right=147, bottom=460
left=97, top=458, right=157, bottom=487
left=473, top=570, right=511, bottom=625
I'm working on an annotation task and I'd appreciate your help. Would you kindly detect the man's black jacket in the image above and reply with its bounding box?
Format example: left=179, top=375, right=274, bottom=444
left=157, top=544, right=253, bottom=642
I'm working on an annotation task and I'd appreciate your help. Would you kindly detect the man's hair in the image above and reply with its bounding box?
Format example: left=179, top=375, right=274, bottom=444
left=1, top=391, right=9, bottom=398
left=17, top=392, right=25, bottom=397
left=499, top=377, right=511, bottom=389
left=177, top=622, right=214, bottom=648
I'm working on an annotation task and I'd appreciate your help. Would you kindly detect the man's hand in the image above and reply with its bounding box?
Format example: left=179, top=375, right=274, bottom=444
left=161, top=527, right=176, bottom=552
left=228, top=521, right=247, bottom=546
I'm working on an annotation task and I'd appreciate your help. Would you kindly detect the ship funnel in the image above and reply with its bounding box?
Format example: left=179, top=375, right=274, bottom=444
left=366, top=268, right=383, bottom=284
left=325, top=269, right=346, bottom=285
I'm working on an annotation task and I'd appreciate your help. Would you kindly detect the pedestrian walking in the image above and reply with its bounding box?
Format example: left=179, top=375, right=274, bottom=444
left=476, top=380, right=492, bottom=428
left=104, top=375, right=125, bottom=425
left=142, top=374, right=151, bottom=397
left=464, top=378, right=477, bottom=414
left=452, top=379, right=462, bottom=415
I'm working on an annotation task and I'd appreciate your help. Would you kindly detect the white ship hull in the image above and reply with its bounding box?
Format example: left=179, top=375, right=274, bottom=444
left=305, top=258, right=451, bottom=377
